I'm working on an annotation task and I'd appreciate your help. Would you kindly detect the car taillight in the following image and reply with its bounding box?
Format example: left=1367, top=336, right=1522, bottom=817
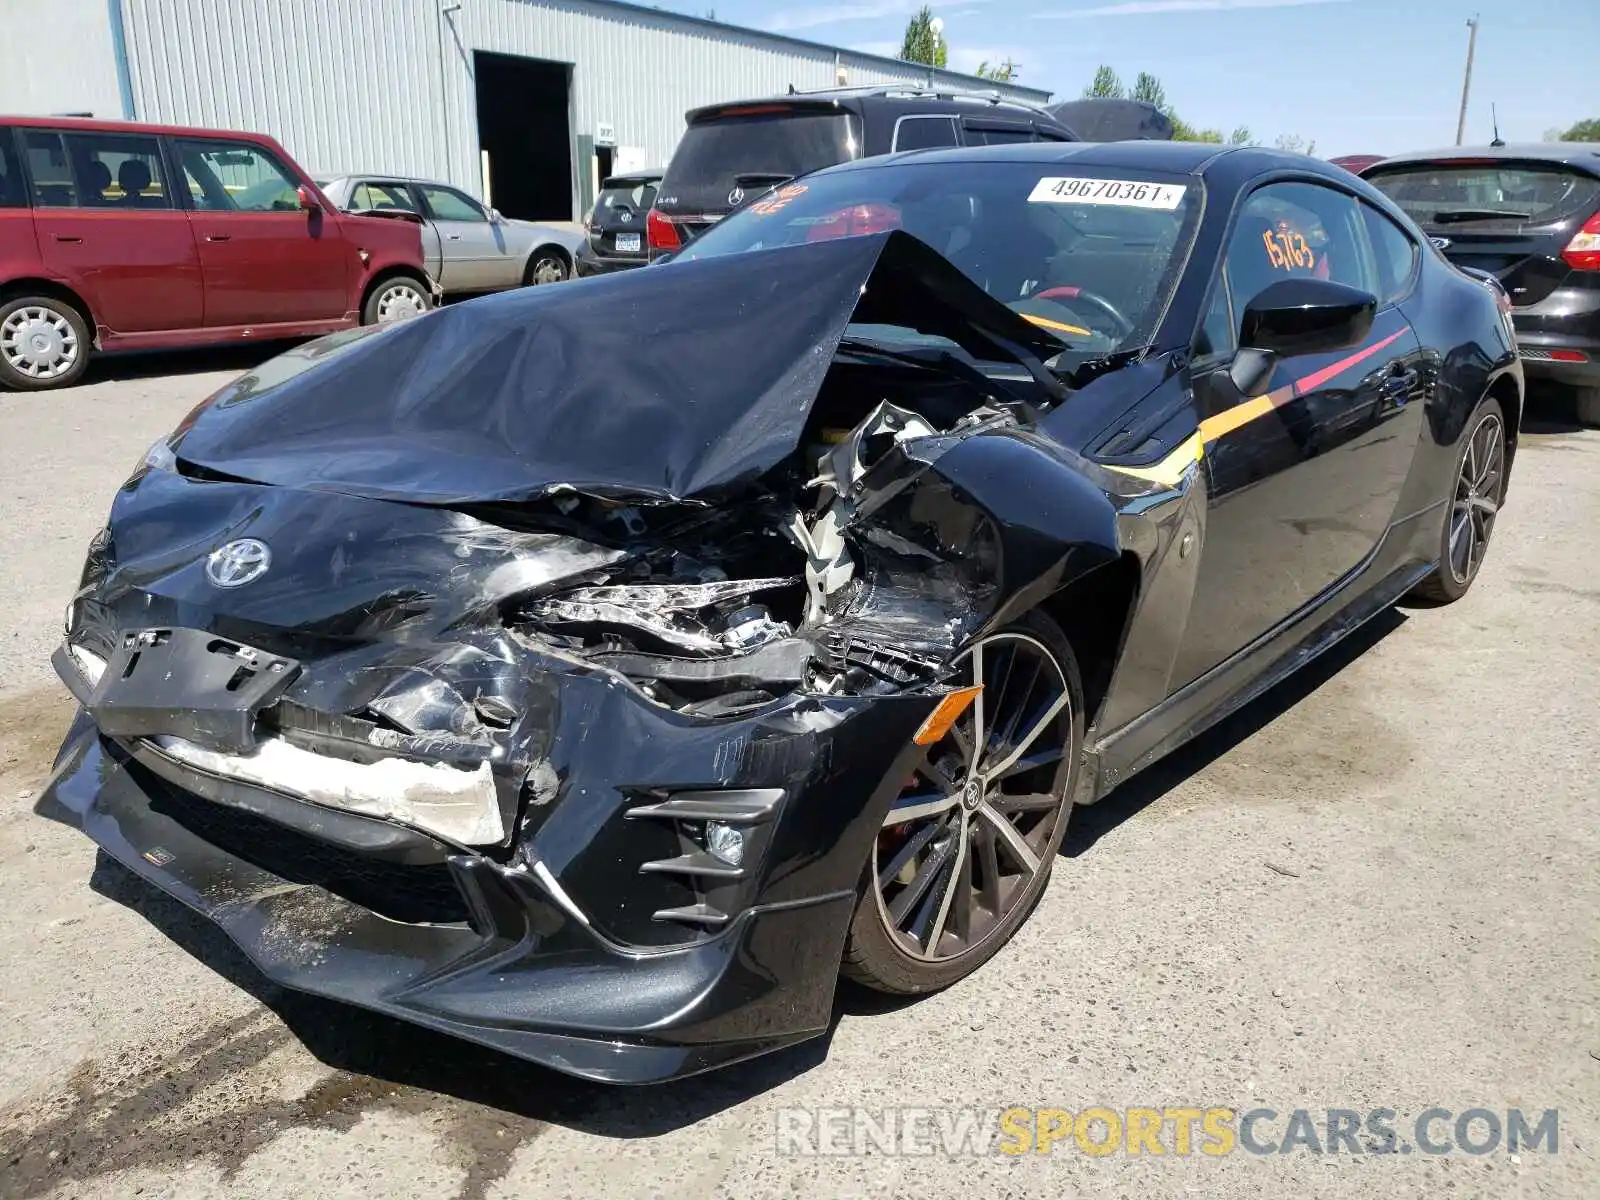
left=1560, top=211, right=1600, bottom=271
left=647, top=208, right=681, bottom=251
left=804, top=203, right=902, bottom=243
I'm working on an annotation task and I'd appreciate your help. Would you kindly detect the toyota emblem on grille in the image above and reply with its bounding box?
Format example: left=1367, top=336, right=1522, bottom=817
left=728, top=185, right=745, bottom=207
left=205, top=538, right=272, bottom=588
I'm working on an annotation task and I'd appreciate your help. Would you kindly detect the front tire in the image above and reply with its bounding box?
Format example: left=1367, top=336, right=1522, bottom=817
left=361, top=276, right=430, bottom=326
left=1409, top=396, right=1506, bottom=604
left=0, top=295, right=90, bottom=391
left=524, top=248, right=570, bottom=286
left=842, top=610, right=1084, bottom=995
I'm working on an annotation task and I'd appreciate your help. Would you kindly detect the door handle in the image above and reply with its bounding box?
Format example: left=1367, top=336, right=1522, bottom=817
left=52, top=234, right=83, bottom=244
left=206, top=234, right=232, bottom=243
left=446, top=234, right=463, bottom=241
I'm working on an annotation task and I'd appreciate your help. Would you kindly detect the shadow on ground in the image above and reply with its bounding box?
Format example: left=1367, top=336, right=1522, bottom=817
left=80, top=341, right=299, bottom=385
left=1063, top=605, right=1406, bottom=856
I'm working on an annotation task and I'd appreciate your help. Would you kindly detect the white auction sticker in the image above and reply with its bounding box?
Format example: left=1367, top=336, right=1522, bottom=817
left=1028, top=177, right=1187, bottom=209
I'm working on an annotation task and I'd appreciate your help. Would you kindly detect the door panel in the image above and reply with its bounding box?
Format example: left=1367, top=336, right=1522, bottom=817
left=173, top=138, right=350, bottom=326
left=416, top=184, right=515, bottom=291
left=22, top=129, right=203, bottom=333
left=1172, top=179, right=1425, bottom=691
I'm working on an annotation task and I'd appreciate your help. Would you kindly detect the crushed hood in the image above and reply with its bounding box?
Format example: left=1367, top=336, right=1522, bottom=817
left=170, top=231, right=1062, bottom=505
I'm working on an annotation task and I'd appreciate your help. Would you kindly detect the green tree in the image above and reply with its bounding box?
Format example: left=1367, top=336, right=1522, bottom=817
left=1273, top=132, right=1318, bottom=155
left=1229, top=125, right=1254, bottom=145
left=899, top=6, right=948, bottom=69
left=1130, top=71, right=1168, bottom=113
left=1083, top=65, right=1125, bottom=99
left=1559, top=117, right=1600, bottom=141
left=975, top=58, right=1018, bottom=82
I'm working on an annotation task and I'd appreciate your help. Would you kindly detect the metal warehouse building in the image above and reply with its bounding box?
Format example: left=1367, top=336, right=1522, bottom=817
left=0, top=0, right=1051, bottom=220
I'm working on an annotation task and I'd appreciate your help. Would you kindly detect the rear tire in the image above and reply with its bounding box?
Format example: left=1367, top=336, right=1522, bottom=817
left=1575, top=386, right=1600, bottom=429
left=1409, top=395, right=1506, bottom=604
left=842, top=609, right=1084, bottom=995
left=0, top=295, right=90, bottom=391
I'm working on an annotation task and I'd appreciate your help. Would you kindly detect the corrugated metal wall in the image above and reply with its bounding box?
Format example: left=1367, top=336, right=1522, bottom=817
left=114, top=0, right=1051, bottom=217
left=0, top=0, right=125, bottom=118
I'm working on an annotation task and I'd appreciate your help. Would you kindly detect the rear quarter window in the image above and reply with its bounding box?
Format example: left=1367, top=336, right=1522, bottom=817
left=1361, top=202, right=1419, bottom=304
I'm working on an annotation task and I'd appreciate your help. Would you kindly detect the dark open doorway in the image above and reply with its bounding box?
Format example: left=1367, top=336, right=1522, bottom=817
left=473, top=50, right=572, bottom=221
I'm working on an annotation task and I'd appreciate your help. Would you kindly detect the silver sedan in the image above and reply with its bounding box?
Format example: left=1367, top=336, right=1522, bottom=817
left=314, top=174, right=586, bottom=295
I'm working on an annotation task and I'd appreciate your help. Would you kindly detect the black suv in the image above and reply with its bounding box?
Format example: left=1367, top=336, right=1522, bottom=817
left=1364, top=143, right=1600, bottom=427
left=648, top=85, right=1079, bottom=259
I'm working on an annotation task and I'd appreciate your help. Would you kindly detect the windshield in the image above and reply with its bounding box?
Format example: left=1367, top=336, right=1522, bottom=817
left=657, top=110, right=860, bottom=213
left=678, top=159, right=1201, bottom=358
left=1366, top=161, right=1600, bottom=228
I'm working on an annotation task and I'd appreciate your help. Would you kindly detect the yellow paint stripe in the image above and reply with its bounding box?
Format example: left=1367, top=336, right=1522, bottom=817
left=1020, top=313, right=1092, bottom=338
left=1196, top=386, right=1292, bottom=443
left=1103, top=431, right=1203, bottom=489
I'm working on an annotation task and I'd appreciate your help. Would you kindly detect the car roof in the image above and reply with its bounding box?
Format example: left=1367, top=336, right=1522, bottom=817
left=601, top=170, right=664, bottom=186
left=1370, top=142, right=1600, bottom=175
left=848, top=138, right=1236, bottom=175
left=685, top=90, right=1055, bottom=126
left=317, top=173, right=454, bottom=187
left=0, top=113, right=278, bottom=143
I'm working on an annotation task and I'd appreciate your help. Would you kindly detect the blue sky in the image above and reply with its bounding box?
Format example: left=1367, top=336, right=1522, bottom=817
left=660, top=0, right=1599, bottom=157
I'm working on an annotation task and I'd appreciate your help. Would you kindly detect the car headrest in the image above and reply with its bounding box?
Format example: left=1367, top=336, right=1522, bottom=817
left=118, top=158, right=153, bottom=196
left=85, top=159, right=113, bottom=197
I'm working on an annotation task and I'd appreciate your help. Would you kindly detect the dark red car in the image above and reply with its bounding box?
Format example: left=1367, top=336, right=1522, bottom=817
left=0, top=116, right=436, bottom=390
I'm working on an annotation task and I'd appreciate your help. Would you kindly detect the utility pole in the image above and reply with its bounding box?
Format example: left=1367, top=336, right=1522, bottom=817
left=1455, top=15, right=1479, bottom=145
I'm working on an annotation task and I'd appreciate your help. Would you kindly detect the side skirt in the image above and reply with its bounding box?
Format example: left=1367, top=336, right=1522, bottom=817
left=1080, top=502, right=1442, bottom=803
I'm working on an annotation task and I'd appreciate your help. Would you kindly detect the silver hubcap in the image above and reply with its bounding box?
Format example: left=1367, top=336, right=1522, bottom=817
left=874, top=631, right=1074, bottom=963
left=376, top=283, right=427, bottom=323
left=532, top=257, right=566, bottom=284
left=2, top=305, right=79, bottom=379
left=1448, top=411, right=1504, bottom=585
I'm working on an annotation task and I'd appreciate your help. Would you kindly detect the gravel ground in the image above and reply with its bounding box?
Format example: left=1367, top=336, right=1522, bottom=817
left=0, top=353, right=1596, bottom=1200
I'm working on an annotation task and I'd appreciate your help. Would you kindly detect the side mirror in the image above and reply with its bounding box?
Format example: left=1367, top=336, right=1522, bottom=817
left=296, top=184, right=319, bottom=211
left=1240, top=277, right=1377, bottom=358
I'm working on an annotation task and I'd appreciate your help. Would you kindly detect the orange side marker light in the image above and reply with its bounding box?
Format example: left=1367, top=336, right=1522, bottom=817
left=912, top=685, right=983, bottom=746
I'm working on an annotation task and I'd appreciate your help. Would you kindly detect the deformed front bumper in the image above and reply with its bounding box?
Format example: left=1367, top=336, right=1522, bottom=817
left=42, top=662, right=937, bottom=1083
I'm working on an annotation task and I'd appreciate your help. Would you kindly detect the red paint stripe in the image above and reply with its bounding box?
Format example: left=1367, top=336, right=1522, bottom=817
left=1290, top=328, right=1408, bottom=398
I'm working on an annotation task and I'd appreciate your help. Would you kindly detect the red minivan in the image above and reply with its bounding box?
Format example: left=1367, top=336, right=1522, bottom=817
left=0, top=116, right=437, bottom=390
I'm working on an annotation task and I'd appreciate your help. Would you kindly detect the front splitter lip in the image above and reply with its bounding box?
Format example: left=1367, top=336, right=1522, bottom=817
left=41, top=714, right=853, bottom=1085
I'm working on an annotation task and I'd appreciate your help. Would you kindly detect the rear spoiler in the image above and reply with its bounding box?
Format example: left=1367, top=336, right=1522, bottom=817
left=1044, top=98, right=1173, bottom=142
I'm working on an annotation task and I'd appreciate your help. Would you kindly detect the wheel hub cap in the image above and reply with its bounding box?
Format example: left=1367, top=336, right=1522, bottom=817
left=961, top=779, right=983, bottom=813
left=2, top=307, right=78, bottom=378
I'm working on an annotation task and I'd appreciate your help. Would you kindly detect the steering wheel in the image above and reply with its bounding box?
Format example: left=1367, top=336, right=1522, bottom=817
left=1031, top=285, right=1135, bottom=340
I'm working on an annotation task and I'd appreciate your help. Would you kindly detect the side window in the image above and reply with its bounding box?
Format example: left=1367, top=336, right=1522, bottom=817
left=963, top=122, right=1033, bottom=146
left=1198, top=180, right=1378, bottom=359
left=350, top=181, right=419, bottom=213
left=1360, top=202, right=1419, bottom=306
left=60, top=133, right=171, bottom=209
left=418, top=184, right=486, bottom=223
left=0, top=129, right=24, bottom=208
left=175, top=139, right=302, bottom=212
left=893, top=116, right=958, bottom=152
left=22, top=131, right=76, bottom=207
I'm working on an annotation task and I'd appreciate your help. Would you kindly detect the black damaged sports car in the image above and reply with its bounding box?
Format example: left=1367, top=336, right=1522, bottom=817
left=43, top=141, right=1521, bottom=1083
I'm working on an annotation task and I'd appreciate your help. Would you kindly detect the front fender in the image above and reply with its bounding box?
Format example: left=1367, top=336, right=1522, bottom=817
left=915, top=428, right=1122, bottom=633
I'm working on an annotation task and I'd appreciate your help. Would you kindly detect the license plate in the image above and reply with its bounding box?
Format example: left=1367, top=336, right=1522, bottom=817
left=615, top=233, right=641, bottom=253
